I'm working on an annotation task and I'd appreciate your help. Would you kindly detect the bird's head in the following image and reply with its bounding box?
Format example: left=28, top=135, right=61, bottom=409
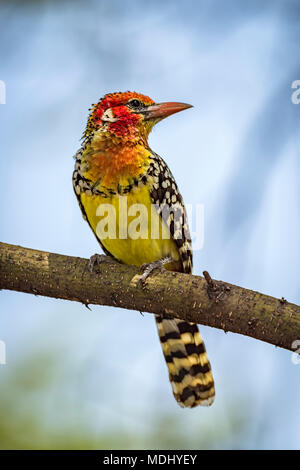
left=84, top=91, right=192, bottom=143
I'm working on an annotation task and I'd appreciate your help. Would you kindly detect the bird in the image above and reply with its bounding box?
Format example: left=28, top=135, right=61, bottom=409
left=73, top=91, right=215, bottom=407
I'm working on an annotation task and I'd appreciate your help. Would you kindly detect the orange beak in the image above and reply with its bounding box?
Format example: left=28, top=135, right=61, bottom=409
left=145, top=101, right=193, bottom=120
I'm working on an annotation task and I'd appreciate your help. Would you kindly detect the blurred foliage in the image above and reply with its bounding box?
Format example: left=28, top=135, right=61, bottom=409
left=0, top=346, right=248, bottom=450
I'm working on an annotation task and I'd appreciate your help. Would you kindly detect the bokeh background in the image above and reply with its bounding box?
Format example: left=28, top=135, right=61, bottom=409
left=1, top=0, right=300, bottom=450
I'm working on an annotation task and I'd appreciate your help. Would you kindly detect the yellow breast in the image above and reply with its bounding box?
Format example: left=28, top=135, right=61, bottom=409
left=80, top=184, right=180, bottom=267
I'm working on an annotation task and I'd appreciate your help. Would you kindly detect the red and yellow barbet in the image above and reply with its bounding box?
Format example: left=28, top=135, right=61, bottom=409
left=73, top=91, right=215, bottom=407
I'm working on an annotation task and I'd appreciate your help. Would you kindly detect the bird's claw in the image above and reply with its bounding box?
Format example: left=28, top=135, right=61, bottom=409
left=88, top=254, right=109, bottom=273
left=138, top=257, right=173, bottom=286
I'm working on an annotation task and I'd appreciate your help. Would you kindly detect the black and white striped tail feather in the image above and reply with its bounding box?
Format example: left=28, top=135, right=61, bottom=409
left=156, top=315, right=215, bottom=408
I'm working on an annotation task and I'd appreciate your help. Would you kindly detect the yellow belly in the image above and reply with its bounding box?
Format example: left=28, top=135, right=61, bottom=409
left=80, top=185, right=180, bottom=267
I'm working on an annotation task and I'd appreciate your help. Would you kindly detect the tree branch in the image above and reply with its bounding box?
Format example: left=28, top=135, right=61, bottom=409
left=0, top=242, right=299, bottom=353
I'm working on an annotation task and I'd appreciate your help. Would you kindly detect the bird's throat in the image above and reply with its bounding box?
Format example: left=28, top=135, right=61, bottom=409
left=81, top=130, right=151, bottom=191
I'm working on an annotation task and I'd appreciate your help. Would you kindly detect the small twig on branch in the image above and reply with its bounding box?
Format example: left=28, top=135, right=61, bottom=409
left=203, top=270, right=217, bottom=290
left=0, top=242, right=299, bottom=353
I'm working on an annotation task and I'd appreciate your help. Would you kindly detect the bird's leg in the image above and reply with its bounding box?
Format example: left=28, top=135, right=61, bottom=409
left=88, top=253, right=118, bottom=273
left=138, top=256, right=173, bottom=285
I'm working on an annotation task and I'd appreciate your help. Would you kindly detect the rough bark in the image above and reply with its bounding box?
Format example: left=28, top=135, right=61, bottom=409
left=0, top=242, right=299, bottom=353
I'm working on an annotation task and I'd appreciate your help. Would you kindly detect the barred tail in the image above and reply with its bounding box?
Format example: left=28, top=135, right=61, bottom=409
left=156, top=315, right=215, bottom=408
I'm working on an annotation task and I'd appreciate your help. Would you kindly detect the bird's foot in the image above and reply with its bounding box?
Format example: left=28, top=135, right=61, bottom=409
left=88, top=253, right=117, bottom=273
left=138, top=256, right=173, bottom=286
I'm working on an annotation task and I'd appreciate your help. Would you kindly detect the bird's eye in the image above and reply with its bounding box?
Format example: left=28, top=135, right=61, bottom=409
left=128, top=99, right=142, bottom=109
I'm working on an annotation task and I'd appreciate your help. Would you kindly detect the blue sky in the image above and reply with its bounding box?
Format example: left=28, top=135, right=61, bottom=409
left=1, top=0, right=300, bottom=449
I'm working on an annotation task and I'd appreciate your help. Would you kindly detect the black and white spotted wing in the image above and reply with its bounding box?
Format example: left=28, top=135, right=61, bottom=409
left=148, top=151, right=193, bottom=274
